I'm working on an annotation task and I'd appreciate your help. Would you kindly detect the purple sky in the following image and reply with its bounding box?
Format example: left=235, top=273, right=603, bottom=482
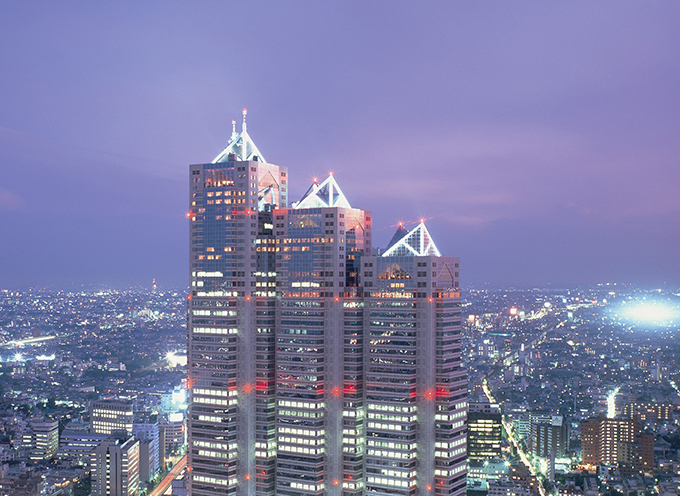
left=1, top=2, right=679, bottom=289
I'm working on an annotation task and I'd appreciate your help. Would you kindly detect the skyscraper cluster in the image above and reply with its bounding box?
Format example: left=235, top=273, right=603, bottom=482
left=187, top=112, right=466, bottom=496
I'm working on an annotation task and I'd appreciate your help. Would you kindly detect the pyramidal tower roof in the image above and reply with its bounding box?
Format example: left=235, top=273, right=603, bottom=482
left=382, top=221, right=441, bottom=257
left=293, top=174, right=352, bottom=209
left=385, top=223, right=409, bottom=251
left=212, top=109, right=266, bottom=163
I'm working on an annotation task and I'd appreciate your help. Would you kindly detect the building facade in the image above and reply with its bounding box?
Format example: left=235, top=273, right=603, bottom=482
left=581, top=415, right=653, bottom=474
left=90, top=437, right=140, bottom=496
left=467, top=401, right=502, bottom=463
left=132, top=422, right=160, bottom=483
left=187, top=113, right=466, bottom=496
left=533, top=416, right=568, bottom=459
left=90, top=400, right=134, bottom=436
left=24, top=419, right=59, bottom=461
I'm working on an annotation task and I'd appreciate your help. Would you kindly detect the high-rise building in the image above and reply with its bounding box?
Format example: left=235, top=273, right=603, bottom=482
left=187, top=113, right=466, bottom=496
left=159, top=413, right=187, bottom=465
left=467, top=401, right=502, bottom=463
left=90, top=437, right=141, bottom=496
left=90, top=400, right=134, bottom=436
left=581, top=415, right=653, bottom=474
left=133, top=422, right=160, bottom=483
left=533, top=416, right=568, bottom=459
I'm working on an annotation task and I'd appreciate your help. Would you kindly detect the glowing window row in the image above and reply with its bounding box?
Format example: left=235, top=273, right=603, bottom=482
left=435, top=447, right=465, bottom=458
left=367, top=422, right=409, bottom=431
left=290, top=482, right=322, bottom=491
left=277, top=400, right=324, bottom=409
left=435, top=411, right=466, bottom=421
left=193, top=397, right=235, bottom=407
left=366, top=476, right=410, bottom=487
left=434, top=464, right=466, bottom=477
left=278, top=410, right=324, bottom=418
left=192, top=309, right=237, bottom=316
left=435, top=438, right=466, bottom=449
left=197, top=449, right=232, bottom=459
left=278, top=445, right=324, bottom=455
left=195, top=291, right=238, bottom=297
left=368, top=405, right=414, bottom=413
left=279, top=427, right=321, bottom=436
left=193, top=475, right=230, bottom=486
left=193, top=388, right=237, bottom=397
left=192, top=327, right=238, bottom=335
left=193, top=440, right=235, bottom=450
left=278, top=436, right=323, bottom=446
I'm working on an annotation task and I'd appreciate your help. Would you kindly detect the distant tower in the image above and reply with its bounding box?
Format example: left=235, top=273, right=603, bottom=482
left=152, top=278, right=157, bottom=292
left=187, top=113, right=467, bottom=496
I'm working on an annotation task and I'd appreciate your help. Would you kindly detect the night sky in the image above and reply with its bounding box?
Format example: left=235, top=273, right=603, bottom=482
left=1, top=3, right=679, bottom=289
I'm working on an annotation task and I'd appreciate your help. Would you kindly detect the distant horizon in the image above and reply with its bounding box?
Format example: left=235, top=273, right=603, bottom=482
left=3, top=280, right=678, bottom=293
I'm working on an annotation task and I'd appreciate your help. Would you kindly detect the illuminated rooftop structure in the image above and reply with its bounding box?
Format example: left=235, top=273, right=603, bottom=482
left=382, top=220, right=442, bottom=257
left=212, top=109, right=266, bottom=163
left=293, top=173, right=351, bottom=209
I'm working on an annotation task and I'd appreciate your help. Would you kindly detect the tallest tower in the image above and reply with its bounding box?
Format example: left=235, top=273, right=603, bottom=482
left=187, top=114, right=466, bottom=496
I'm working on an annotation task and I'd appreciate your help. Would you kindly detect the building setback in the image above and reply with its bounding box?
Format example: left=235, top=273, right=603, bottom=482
left=187, top=113, right=467, bottom=496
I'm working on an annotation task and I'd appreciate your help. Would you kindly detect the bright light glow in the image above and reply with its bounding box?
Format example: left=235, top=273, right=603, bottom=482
left=510, top=307, right=518, bottom=316
left=607, top=386, right=620, bottom=418
left=169, top=412, right=184, bottom=422
left=36, top=354, right=56, bottom=361
left=616, top=300, right=680, bottom=325
left=13, top=352, right=24, bottom=362
left=166, top=351, right=187, bottom=367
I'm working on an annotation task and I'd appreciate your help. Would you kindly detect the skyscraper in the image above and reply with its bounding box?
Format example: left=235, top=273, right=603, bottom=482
left=467, top=401, right=502, bottom=463
left=187, top=112, right=466, bottom=496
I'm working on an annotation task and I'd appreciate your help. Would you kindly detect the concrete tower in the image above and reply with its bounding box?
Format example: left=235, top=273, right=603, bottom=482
left=187, top=114, right=466, bottom=496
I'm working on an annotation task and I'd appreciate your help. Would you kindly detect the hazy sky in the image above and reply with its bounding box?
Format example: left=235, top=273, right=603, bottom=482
left=1, top=2, right=679, bottom=289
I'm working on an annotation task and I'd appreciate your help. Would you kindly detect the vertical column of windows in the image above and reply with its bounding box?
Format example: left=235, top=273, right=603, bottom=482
left=365, top=299, right=418, bottom=495
left=276, top=301, right=326, bottom=495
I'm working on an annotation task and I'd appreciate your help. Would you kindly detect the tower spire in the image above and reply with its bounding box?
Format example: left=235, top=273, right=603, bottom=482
left=231, top=119, right=237, bottom=140
left=242, top=108, right=248, bottom=133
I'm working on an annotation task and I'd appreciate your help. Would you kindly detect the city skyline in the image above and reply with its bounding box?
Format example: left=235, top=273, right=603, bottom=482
left=1, top=3, right=679, bottom=289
